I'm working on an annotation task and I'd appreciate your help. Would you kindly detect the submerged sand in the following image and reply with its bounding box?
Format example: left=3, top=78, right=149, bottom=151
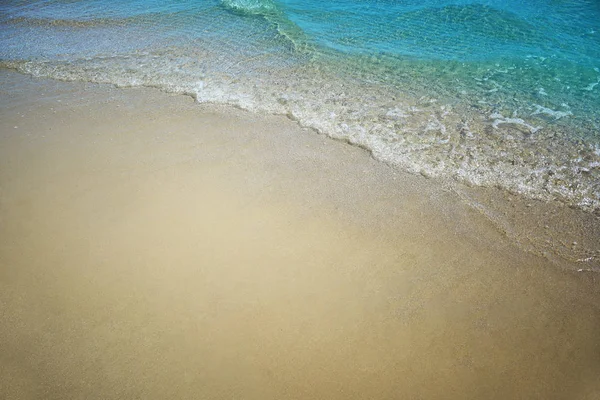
left=1, top=70, right=599, bottom=399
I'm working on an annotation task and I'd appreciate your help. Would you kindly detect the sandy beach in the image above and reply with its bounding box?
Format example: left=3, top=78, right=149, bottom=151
left=1, top=70, right=599, bottom=399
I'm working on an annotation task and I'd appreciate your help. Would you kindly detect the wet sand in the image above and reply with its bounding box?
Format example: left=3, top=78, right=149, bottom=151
left=1, top=70, right=599, bottom=399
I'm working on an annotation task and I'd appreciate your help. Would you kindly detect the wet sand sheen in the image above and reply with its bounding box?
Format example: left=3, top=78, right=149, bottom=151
left=1, top=71, right=599, bottom=399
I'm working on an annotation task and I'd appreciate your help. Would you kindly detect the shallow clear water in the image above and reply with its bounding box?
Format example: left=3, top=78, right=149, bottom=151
left=1, top=0, right=599, bottom=209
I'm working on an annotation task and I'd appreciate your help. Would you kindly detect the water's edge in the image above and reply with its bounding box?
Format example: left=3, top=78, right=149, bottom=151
left=3, top=68, right=598, bottom=274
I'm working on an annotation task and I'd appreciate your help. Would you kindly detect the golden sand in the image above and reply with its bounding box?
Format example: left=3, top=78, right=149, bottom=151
left=1, top=71, right=599, bottom=399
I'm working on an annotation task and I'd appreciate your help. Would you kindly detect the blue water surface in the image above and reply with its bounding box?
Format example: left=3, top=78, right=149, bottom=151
left=1, top=0, right=599, bottom=209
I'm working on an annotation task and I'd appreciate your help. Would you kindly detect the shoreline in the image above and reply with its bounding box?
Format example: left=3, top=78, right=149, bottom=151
left=3, top=67, right=597, bottom=274
left=4, top=53, right=600, bottom=214
left=1, top=69, right=599, bottom=399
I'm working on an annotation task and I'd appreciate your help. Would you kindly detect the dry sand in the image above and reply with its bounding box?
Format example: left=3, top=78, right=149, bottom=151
left=1, top=70, right=599, bottom=399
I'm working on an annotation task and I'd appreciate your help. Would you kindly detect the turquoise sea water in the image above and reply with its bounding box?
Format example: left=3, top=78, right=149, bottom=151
left=1, top=0, right=599, bottom=209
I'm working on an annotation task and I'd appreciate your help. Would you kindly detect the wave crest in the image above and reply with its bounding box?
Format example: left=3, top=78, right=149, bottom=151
left=220, top=0, right=277, bottom=16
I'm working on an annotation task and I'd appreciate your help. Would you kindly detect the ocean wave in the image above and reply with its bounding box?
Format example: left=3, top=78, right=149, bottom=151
left=220, top=0, right=313, bottom=54
left=220, top=0, right=277, bottom=16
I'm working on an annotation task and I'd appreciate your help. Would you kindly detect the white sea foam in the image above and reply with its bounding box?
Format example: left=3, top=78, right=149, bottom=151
left=584, top=78, right=599, bottom=91
left=385, top=107, right=408, bottom=120
left=220, top=0, right=276, bottom=14
left=531, top=105, right=572, bottom=120
left=490, top=113, right=541, bottom=133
